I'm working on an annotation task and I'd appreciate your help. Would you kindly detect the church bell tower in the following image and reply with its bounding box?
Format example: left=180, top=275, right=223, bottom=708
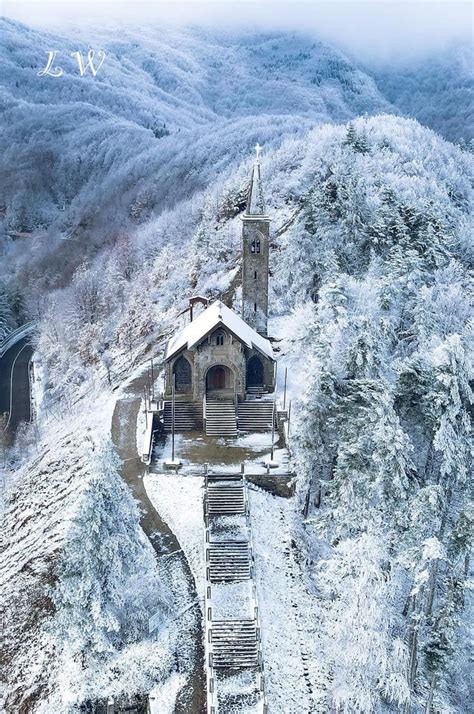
left=241, top=144, right=270, bottom=336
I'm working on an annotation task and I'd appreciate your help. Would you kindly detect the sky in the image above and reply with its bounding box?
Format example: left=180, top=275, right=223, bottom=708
left=2, top=0, right=472, bottom=63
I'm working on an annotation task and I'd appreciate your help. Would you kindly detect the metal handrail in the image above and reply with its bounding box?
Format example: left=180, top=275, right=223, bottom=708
left=0, top=322, right=35, bottom=358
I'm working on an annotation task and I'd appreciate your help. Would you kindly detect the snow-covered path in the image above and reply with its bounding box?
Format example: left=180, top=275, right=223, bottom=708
left=111, top=373, right=205, bottom=714
left=146, top=427, right=326, bottom=712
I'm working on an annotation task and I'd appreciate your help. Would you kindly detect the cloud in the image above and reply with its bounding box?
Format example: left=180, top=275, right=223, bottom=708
left=3, top=0, right=472, bottom=63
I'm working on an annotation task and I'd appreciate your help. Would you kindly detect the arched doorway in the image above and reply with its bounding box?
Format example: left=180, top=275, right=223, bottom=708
left=173, top=356, right=192, bottom=393
left=206, top=365, right=234, bottom=393
left=246, top=356, right=264, bottom=389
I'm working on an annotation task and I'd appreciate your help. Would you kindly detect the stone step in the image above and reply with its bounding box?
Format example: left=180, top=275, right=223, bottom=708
left=207, top=473, right=243, bottom=482
left=238, top=407, right=274, bottom=414
left=207, top=541, right=252, bottom=582
left=216, top=685, right=262, bottom=710
left=205, top=399, right=238, bottom=436
left=163, top=401, right=201, bottom=432
left=206, top=485, right=246, bottom=516
left=210, top=620, right=259, bottom=669
left=238, top=407, right=272, bottom=411
left=237, top=401, right=274, bottom=432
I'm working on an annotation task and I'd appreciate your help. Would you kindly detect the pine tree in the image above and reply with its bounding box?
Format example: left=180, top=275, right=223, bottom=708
left=315, top=531, right=410, bottom=712
left=52, top=439, right=161, bottom=660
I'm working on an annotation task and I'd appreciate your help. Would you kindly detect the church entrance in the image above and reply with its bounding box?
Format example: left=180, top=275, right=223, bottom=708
left=173, top=356, right=192, bottom=393
left=246, top=356, right=264, bottom=389
left=206, top=365, right=234, bottom=393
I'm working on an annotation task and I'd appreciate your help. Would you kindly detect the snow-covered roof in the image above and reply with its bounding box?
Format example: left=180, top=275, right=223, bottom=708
left=165, top=300, right=274, bottom=361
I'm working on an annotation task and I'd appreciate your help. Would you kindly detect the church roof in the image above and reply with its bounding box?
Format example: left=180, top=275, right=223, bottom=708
left=165, top=300, right=274, bottom=361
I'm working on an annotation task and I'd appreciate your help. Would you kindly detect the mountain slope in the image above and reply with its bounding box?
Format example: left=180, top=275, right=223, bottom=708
left=0, top=19, right=392, bottom=302
left=9, top=111, right=470, bottom=713
left=372, top=43, right=474, bottom=144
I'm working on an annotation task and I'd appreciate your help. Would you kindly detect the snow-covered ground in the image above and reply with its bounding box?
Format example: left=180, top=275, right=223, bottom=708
left=149, top=673, right=186, bottom=714
left=153, top=431, right=290, bottom=476
left=144, top=471, right=206, bottom=602
left=144, top=432, right=326, bottom=713
left=248, top=486, right=328, bottom=713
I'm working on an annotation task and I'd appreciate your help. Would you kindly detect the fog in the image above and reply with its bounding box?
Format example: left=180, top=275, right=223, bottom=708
left=3, top=0, right=473, bottom=64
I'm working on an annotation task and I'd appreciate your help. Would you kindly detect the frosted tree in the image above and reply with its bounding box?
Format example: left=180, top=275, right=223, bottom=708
left=50, top=438, right=167, bottom=703
left=71, top=262, right=105, bottom=326
left=327, top=379, right=412, bottom=537
left=0, top=288, right=15, bottom=340
left=316, top=531, right=409, bottom=712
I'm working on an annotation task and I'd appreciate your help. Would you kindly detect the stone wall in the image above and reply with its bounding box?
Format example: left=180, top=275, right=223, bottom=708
left=241, top=217, right=270, bottom=336
left=165, top=330, right=275, bottom=402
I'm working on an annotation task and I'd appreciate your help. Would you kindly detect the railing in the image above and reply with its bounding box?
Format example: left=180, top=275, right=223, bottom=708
left=203, top=464, right=218, bottom=714
left=0, top=322, right=35, bottom=358
left=243, top=471, right=269, bottom=713
left=141, top=412, right=154, bottom=465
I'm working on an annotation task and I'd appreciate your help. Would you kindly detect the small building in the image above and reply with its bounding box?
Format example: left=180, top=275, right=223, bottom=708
left=162, top=146, right=276, bottom=435
left=164, top=300, right=275, bottom=403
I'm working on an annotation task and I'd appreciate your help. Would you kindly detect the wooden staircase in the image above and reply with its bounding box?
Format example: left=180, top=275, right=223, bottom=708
left=238, top=401, right=274, bottom=432
left=205, top=398, right=238, bottom=437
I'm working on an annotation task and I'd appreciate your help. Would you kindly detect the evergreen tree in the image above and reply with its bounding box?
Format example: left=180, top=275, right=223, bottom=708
left=51, top=439, right=163, bottom=662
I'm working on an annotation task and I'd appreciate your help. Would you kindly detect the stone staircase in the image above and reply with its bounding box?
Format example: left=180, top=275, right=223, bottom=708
left=207, top=541, right=252, bottom=583
left=238, top=401, right=274, bottom=432
left=215, top=671, right=262, bottom=712
left=205, top=398, right=238, bottom=438
left=204, top=470, right=267, bottom=713
left=211, top=620, right=259, bottom=669
left=246, top=386, right=266, bottom=397
left=206, top=481, right=246, bottom=516
left=163, top=401, right=201, bottom=432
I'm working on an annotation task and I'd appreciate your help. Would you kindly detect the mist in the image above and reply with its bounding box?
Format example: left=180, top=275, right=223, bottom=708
left=3, top=0, right=472, bottom=64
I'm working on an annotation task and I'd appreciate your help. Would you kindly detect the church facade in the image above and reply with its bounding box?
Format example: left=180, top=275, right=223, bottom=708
left=163, top=300, right=275, bottom=403
left=162, top=148, right=275, bottom=430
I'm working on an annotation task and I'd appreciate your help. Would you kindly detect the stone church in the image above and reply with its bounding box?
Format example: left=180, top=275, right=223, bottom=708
left=162, top=147, right=276, bottom=435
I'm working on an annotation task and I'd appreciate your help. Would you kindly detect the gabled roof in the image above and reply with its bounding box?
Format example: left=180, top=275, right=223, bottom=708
left=165, top=300, right=274, bottom=361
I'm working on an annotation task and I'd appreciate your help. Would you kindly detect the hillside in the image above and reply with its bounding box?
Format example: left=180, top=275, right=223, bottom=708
left=0, top=19, right=392, bottom=303
left=1, top=17, right=472, bottom=713
left=372, top=42, right=474, bottom=144
left=1, top=391, right=175, bottom=712
left=2, top=110, right=471, bottom=711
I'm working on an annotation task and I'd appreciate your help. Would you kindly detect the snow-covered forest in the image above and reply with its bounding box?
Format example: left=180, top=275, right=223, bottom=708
left=1, top=14, right=472, bottom=714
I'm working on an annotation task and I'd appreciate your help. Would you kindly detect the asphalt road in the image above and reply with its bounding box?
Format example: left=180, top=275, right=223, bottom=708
left=0, top=337, right=33, bottom=435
